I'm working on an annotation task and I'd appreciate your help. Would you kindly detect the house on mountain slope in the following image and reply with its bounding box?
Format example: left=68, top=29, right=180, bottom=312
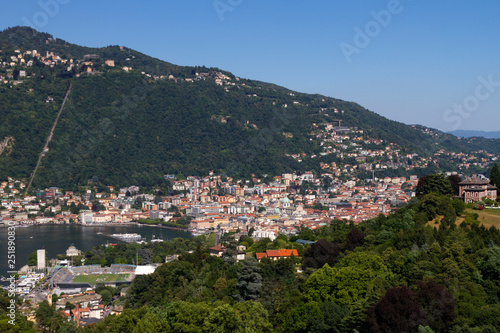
left=459, top=178, right=497, bottom=203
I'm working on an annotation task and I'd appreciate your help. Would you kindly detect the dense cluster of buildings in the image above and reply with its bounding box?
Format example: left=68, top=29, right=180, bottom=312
left=1, top=42, right=499, bottom=237
left=2, top=168, right=499, bottom=242
left=18, top=290, right=109, bottom=327
left=1, top=172, right=419, bottom=236
left=0, top=43, right=240, bottom=90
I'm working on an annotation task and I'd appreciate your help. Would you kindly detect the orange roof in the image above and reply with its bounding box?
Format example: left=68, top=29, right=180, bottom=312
left=210, top=244, right=226, bottom=252
left=256, top=249, right=299, bottom=259
left=255, top=252, right=267, bottom=260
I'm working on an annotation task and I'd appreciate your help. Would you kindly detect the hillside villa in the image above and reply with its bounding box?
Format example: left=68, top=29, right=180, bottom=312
left=459, top=178, right=497, bottom=203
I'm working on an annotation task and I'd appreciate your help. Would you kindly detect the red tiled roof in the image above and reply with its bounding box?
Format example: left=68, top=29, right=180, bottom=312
left=255, top=252, right=267, bottom=260
left=210, top=244, right=226, bottom=252
left=256, top=249, right=299, bottom=260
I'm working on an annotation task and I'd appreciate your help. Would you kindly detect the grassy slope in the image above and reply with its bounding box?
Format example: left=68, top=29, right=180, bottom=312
left=428, top=208, right=500, bottom=229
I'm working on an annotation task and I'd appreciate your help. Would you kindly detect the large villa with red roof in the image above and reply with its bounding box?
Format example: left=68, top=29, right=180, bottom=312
left=459, top=178, right=497, bottom=204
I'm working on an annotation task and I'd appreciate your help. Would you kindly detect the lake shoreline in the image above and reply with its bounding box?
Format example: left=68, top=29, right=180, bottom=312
left=1, top=222, right=191, bottom=232
left=0, top=224, right=192, bottom=278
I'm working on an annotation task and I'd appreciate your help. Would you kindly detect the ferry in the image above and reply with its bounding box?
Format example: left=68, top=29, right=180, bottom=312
left=109, top=233, right=143, bottom=243
left=190, top=229, right=209, bottom=237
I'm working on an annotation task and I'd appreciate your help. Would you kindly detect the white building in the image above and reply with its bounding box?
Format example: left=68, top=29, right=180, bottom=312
left=80, top=211, right=94, bottom=224
left=66, top=245, right=81, bottom=257
left=253, top=229, right=277, bottom=241
left=135, top=265, right=156, bottom=275
left=37, top=249, right=46, bottom=270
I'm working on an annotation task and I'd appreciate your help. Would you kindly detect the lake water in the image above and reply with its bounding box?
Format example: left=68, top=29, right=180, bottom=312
left=0, top=224, right=191, bottom=278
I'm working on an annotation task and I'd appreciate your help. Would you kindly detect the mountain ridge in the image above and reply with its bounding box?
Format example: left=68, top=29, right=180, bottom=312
left=0, top=26, right=499, bottom=189
left=448, top=130, right=500, bottom=139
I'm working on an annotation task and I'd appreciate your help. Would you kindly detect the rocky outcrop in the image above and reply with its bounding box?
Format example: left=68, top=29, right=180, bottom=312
left=0, top=136, right=14, bottom=156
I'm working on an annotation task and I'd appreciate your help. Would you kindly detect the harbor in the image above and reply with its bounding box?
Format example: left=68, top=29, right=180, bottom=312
left=0, top=224, right=191, bottom=279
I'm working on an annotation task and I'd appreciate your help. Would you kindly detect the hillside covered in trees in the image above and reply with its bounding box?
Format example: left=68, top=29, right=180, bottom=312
left=1, top=26, right=500, bottom=189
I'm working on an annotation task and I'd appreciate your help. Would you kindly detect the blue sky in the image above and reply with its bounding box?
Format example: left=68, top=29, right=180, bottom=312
left=2, top=0, right=499, bottom=132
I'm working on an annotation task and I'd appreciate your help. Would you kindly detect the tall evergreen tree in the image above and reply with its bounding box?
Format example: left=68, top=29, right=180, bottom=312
left=235, top=258, right=262, bottom=301
left=490, top=162, right=500, bottom=195
left=416, top=174, right=453, bottom=197
left=447, top=174, right=462, bottom=196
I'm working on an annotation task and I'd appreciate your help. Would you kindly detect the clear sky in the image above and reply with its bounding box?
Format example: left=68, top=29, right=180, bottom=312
left=2, top=0, right=499, bottom=132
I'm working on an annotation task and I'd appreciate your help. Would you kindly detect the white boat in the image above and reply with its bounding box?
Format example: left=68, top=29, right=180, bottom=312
left=151, top=235, right=164, bottom=242
left=110, top=233, right=143, bottom=242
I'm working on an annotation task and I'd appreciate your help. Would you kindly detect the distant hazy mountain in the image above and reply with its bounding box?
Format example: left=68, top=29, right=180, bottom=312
left=448, top=130, right=500, bottom=139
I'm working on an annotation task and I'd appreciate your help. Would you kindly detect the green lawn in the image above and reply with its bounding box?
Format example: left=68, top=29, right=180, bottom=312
left=473, top=208, right=500, bottom=228
left=427, top=208, right=500, bottom=229
left=455, top=208, right=500, bottom=229
left=72, top=273, right=130, bottom=284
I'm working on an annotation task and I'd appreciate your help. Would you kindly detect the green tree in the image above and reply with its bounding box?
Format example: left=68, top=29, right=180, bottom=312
left=35, top=300, right=62, bottom=332
left=416, top=174, right=453, bottom=197
left=234, top=301, right=273, bottom=332
left=0, top=314, right=37, bottom=333
left=479, top=245, right=500, bottom=281
left=448, top=174, right=463, bottom=196
left=418, top=326, right=435, bottom=333
left=296, top=226, right=317, bottom=241
left=98, top=289, right=112, bottom=305
left=131, top=310, right=170, bottom=333
left=307, top=301, right=350, bottom=333
left=235, top=258, right=262, bottom=301
left=490, top=163, right=500, bottom=195
left=452, top=198, right=466, bottom=216
left=304, top=252, right=392, bottom=305
left=302, top=239, right=341, bottom=270
left=27, top=251, right=37, bottom=266
left=204, top=303, right=239, bottom=333
left=168, top=302, right=209, bottom=331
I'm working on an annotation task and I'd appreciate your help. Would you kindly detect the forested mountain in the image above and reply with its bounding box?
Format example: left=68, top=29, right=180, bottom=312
left=1, top=26, right=499, bottom=189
